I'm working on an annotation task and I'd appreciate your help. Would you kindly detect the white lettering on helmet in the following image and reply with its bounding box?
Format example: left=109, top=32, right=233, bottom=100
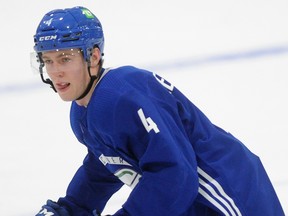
left=39, top=35, right=57, bottom=41
left=43, top=18, right=53, bottom=26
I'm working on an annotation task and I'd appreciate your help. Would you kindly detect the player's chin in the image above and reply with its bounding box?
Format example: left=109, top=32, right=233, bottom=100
left=57, top=92, right=76, bottom=102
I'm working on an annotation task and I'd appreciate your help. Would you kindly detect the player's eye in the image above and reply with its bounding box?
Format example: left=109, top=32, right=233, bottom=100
left=43, top=59, right=53, bottom=65
left=61, top=57, right=72, bottom=63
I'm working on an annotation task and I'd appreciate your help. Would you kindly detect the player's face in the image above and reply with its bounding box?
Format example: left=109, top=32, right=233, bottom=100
left=41, top=49, right=90, bottom=101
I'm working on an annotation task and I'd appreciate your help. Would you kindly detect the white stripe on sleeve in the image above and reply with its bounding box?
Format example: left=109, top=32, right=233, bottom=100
left=197, top=167, right=242, bottom=216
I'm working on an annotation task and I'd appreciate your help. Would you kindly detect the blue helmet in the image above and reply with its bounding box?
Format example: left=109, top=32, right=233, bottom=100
left=33, top=6, right=104, bottom=61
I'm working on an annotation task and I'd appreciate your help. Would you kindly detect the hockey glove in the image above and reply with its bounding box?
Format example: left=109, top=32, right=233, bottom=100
left=36, top=199, right=70, bottom=216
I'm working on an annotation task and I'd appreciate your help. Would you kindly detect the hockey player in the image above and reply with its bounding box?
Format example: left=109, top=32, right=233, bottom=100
left=32, top=6, right=284, bottom=216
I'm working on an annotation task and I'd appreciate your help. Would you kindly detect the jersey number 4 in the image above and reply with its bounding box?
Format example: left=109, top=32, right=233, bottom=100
left=137, top=108, right=160, bottom=134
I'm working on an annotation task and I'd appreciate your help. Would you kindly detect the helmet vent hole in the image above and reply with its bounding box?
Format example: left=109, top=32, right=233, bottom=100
left=61, top=32, right=82, bottom=42
left=63, top=34, right=71, bottom=38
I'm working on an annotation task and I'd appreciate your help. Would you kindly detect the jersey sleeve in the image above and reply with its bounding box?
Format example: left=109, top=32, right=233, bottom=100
left=105, top=90, right=200, bottom=216
left=58, top=150, right=123, bottom=215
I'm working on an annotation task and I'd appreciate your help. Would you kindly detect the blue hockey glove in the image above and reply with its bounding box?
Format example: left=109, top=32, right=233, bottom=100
left=36, top=199, right=70, bottom=216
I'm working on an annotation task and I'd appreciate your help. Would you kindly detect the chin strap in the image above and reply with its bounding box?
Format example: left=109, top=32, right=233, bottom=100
left=75, top=59, right=103, bottom=101
left=40, top=73, right=57, bottom=92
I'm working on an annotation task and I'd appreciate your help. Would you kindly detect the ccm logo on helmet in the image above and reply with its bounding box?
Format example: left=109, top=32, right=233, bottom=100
left=39, top=35, right=57, bottom=41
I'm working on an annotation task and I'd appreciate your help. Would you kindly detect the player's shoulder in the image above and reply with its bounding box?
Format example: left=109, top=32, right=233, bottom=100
left=95, top=65, right=152, bottom=93
left=89, top=66, right=152, bottom=111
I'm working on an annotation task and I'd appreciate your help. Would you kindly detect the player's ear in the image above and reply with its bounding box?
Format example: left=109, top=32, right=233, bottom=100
left=90, top=47, right=101, bottom=67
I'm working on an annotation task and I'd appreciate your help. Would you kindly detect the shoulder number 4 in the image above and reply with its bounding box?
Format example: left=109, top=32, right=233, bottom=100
left=137, top=108, right=160, bottom=134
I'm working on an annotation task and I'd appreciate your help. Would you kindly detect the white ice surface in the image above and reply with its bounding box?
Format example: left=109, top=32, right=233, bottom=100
left=0, top=0, right=287, bottom=215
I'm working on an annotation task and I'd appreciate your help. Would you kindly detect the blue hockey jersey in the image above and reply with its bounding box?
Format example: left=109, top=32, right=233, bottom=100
left=58, top=66, right=284, bottom=216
